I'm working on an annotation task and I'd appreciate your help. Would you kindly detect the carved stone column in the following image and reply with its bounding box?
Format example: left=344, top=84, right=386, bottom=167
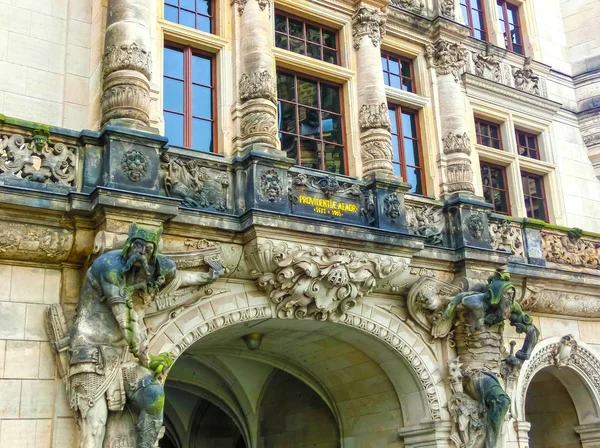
left=352, top=5, right=394, bottom=178
left=426, top=38, right=474, bottom=196
left=236, top=0, right=279, bottom=150
left=102, top=0, right=153, bottom=128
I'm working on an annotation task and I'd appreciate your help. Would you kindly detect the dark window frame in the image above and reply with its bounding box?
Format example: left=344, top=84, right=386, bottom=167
left=381, top=51, right=416, bottom=93
left=163, top=42, right=217, bottom=152
left=475, top=118, right=503, bottom=150
left=460, top=0, right=488, bottom=41
left=389, top=104, right=426, bottom=195
left=274, top=10, right=340, bottom=65
left=276, top=69, right=347, bottom=175
left=480, top=161, right=511, bottom=215
left=521, top=171, right=549, bottom=221
left=515, top=129, right=540, bottom=160
left=497, top=0, right=523, bottom=55
left=164, top=0, right=214, bottom=34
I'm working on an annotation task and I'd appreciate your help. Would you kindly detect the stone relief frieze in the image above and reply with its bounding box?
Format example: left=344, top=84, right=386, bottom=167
left=425, top=39, right=467, bottom=80
left=101, top=82, right=151, bottom=125
left=472, top=44, right=502, bottom=83
left=443, top=132, right=472, bottom=155
left=0, top=131, right=77, bottom=187
left=160, top=154, right=229, bottom=211
left=358, top=103, right=391, bottom=130
left=292, top=173, right=361, bottom=198
left=390, top=0, right=424, bottom=13
left=352, top=5, right=386, bottom=49
left=541, top=230, right=600, bottom=270
left=103, top=42, right=152, bottom=79
left=121, top=149, right=149, bottom=182
left=517, top=279, right=600, bottom=318
left=239, top=70, right=277, bottom=104
left=246, top=240, right=406, bottom=321
left=0, top=221, right=73, bottom=261
left=490, top=220, right=524, bottom=257
left=405, top=203, right=445, bottom=245
left=440, top=0, right=455, bottom=18
left=513, top=57, right=541, bottom=96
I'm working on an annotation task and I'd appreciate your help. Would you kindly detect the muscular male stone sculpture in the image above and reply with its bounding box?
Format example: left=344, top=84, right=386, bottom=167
left=408, top=270, right=539, bottom=448
left=46, top=224, right=222, bottom=448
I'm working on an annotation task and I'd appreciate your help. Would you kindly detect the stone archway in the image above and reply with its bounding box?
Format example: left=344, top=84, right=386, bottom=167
left=147, top=288, right=448, bottom=446
left=514, top=336, right=600, bottom=447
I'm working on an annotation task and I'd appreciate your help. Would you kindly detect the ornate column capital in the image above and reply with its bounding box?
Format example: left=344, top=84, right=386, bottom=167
left=234, top=0, right=271, bottom=16
left=425, top=39, right=467, bottom=80
left=352, top=5, right=387, bottom=50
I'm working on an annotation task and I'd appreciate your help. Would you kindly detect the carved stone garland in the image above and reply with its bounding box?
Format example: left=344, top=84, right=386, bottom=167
left=0, top=132, right=77, bottom=187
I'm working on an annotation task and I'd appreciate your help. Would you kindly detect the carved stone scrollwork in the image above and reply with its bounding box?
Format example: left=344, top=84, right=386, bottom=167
left=293, top=173, right=360, bottom=198
left=121, top=149, right=149, bottom=182
left=425, top=39, right=467, bottom=80
left=361, top=130, right=394, bottom=175
left=160, top=154, right=229, bottom=210
left=103, top=42, right=152, bottom=79
left=443, top=132, right=471, bottom=155
left=258, top=169, right=283, bottom=202
left=440, top=0, right=455, bottom=18
left=490, top=220, right=524, bottom=257
left=406, top=204, right=445, bottom=245
left=0, top=221, right=74, bottom=261
left=0, top=131, right=77, bottom=187
left=359, top=103, right=391, bottom=130
left=248, top=241, right=406, bottom=321
left=384, top=193, right=401, bottom=222
left=472, top=44, right=501, bottom=83
left=513, top=57, right=541, bottom=96
left=239, top=100, right=278, bottom=147
left=352, top=5, right=386, bottom=50
left=239, top=70, right=277, bottom=104
left=541, top=231, right=600, bottom=269
left=390, top=0, right=424, bottom=13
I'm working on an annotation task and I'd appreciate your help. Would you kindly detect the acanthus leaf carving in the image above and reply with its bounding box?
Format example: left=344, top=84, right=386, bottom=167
left=445, top=160, right=475, bottom=193
left=443, top=132, right=472, bottom=155
left=352, top=5, right=386, bottom=50
left=359, top=103, right=391, bottom=130
left=406, top=203, right=445, bottom=245
left=239, top=70, right=277, bottom=104
left=490, top=220, right=524, bottom=257
left=103, top=42, right=152, bottom=79
left=249, top=241, right=406, bottom=321
left=160, top=154, right=229, bottom=211
left=0, top=131, right=77, bottom=187
left=425, top=39, right=467, bottom=81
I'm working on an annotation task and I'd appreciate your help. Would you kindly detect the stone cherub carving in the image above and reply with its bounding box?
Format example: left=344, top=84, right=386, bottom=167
left=407, top=269, right=539, bottom=448
left=46, top=224, right=223, bottom=448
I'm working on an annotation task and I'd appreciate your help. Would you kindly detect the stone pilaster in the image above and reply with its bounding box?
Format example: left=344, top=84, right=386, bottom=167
left=352, top=5, right=394, bottom=178
left=426, top=38, right=474, bottom=196
left=101, top=0, right=153, bottom=128
left=235, top=0, right=279, bottom=151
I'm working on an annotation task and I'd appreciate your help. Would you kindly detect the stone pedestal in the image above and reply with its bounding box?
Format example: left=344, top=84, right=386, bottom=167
left=513, top=420, right=532, bottom=448
left=364, top=172, right=410, bottom=232
left=445, top=194, right=493, bottom=250
left=236, top=0, right=279, bottom=152
left=102, top=0, right=153, bottom=129
left=352, top=5, right=394, bottom=177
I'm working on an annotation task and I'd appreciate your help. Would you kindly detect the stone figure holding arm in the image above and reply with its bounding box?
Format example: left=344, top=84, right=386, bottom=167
left=46, top=224, right=223, bottom=448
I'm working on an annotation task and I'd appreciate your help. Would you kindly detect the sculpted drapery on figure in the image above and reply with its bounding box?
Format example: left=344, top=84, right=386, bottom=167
left=407, top=270, right=539, bottom=448
left=45, top=224, right=223, bottom=448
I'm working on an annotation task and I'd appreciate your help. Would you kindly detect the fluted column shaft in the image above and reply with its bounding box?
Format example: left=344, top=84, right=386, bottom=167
left=353, top=5, right=394, bottom=177
left=236, top=0, right=279, bottom=149
left=426, top=39, right=475, bottom=195
left=101, top=0, right=153, bottom=127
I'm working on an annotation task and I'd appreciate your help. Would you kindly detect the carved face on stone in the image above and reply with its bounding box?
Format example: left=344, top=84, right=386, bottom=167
left=31, top=134, right=48, bottom=153
left=123, top=238, right=155, bottom=276
left=466, top=215, right=485, bottom=240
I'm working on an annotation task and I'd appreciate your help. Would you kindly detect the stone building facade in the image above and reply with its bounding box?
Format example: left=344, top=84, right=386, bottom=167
left=1, top=0, right=600, bottom=447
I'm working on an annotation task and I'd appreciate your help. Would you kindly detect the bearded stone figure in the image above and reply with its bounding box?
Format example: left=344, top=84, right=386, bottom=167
left=408, top=270, right=539, bottom=448
left=46, top=224, right=223, bottom=448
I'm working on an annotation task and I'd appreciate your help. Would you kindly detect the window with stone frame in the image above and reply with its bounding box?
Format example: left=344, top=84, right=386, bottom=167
left=480, top=161, right=511, bottom=214
left=277, top=71, right=345, bottom=174
left=164, top=0, right=213, bottom=33
left=516, top=130, right=540, bottom=160
left=497, top=0, right=523, bottom=55
left=460, top=0, right=487, bottom=41
left=475, top=118, right=502, bottom=150
left=389, top=105, right=425, bottom=195
left=163, top=44, right=215, bottom=152
left=521, top=171, right=548, bottom=221
left=381, top=52, right=415, bottom=93
left=274, top=11, right=339, bottom=65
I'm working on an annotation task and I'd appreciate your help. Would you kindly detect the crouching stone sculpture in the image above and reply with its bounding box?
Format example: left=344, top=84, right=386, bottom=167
left=407, top=270, right=539, bottom=448
left=45, top=224, right=223, bottom=448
